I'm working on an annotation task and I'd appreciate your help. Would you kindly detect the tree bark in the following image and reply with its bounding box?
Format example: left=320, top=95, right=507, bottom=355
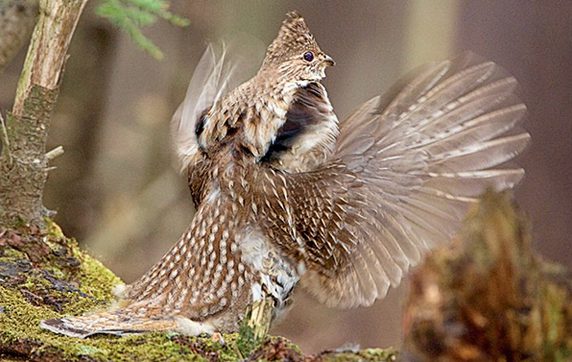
left=0, top=0, right=88, bottom=228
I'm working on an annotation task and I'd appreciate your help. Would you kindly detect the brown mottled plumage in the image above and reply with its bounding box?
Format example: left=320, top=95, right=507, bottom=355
left=41, top=11, right=529, bottom=337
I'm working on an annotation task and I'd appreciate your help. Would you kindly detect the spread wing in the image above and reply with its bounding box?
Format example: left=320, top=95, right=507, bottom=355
left=283, top=56, right=530, bottom=308
left=172, top=41, right=263, bottom=172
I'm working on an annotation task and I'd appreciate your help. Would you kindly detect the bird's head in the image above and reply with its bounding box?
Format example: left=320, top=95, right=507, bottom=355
left=260, top=11, right=335, bottom=84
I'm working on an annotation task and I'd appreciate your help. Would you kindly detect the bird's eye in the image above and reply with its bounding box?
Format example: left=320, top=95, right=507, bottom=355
left=303, top=51, right=314, bottom=62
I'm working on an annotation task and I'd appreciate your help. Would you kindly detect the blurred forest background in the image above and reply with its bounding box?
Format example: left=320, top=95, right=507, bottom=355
left=1, top=0, right=571, bottom=354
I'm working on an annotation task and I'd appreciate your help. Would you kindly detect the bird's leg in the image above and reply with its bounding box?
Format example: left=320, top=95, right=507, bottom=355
left=211, top=332, right=225, bottom=345
left=246, top=296, right=275, bottom=340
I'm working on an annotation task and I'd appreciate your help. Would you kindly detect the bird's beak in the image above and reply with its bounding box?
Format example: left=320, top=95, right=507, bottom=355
left=322, top=54, right=335, bottom=67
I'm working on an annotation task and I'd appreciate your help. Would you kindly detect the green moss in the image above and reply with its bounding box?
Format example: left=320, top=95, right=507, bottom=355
left=0, top=222, right=210, bottom=361
left=0, top=263, right=210, bottom=361
left=236, top=317, right=259, bottom=357
left=0, top=221, right=397, bottom=361
left=318, top=348, right=397, bottom=361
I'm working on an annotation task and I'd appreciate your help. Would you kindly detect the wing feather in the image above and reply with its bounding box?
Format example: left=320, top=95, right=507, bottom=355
left=284, top=55, right=530, bottom=308
left=172, top=42, right=262, bottom=172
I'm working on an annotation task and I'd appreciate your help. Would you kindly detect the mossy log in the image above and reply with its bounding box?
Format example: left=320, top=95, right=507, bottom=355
left=0, top=220, right=396, bottom=361
left=402, top=191, right=572, bottom=361
left=0, top=192, right=570, bottom=361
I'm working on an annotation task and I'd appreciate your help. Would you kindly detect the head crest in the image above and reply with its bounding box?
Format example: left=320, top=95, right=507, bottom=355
left=263, top=11, right=318, bottom=66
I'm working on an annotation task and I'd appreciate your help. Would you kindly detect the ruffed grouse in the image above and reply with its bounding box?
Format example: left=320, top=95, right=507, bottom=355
left=41, top=11, right=530, bottom=338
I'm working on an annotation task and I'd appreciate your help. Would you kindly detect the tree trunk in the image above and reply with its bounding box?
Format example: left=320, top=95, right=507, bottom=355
left=0, top=0, right=87, bottom=228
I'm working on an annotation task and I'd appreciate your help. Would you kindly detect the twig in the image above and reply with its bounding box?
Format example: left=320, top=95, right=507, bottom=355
left=45, top=145, right=64, bottom=161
